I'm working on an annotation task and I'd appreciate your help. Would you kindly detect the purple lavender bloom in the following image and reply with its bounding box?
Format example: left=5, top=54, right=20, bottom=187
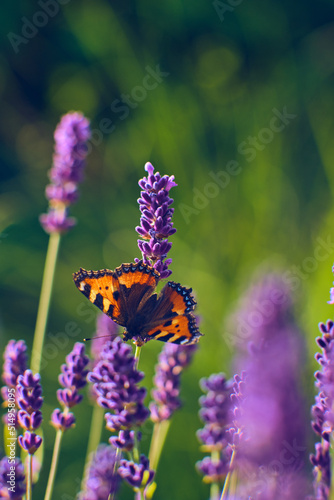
left=196, top=373, right=233, bottom=484
left=88, top=338, right=149, bottom=433
left=150, top=343, right=197, bottom=423
left=0, top=456, right=26, bottom=499
left=40, top=111, right=91, bottom=234
left=136, top=162, right=177, bottom=278
left=77, top=444, right=120, bottom=500
left=118, top=455, right=154, bottom=489
left=310, top=318, right=334, bottom=499
left=51, top=342, right=89, bottom=431
left=18, top=431, right=43, bottom=455
left=109, top=429, right=136, bottom=451
left=196, top=457, right=229, bottom=484
left=16, top=370, right=43, bottom=454
left=226, top=273, right=309, bottom=498
left=1, top=340, right=28, bottom=427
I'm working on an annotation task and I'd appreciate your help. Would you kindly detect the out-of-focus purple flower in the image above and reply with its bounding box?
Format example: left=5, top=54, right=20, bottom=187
left=77, top=444, right=120, bottom=500
left=150, top=343, right=197, bottom=423
left=16, top=370, right=43, bottom=454
left=0, top=456, right=26, bottom=500
left=238, top=468, right=312, bottom=500
left=40, top=111, right=91, bottom=234
left=226, top=273, right=309, bottom=498
left=88, top=338, right=149, bottom=434
left=310, top=317, right=334, bottom=499
left=118, top=455, right=154, bottom=489
left=136, top=162, right=177, bottom=278
left=1, top=340, right=28, bottom=427
left=51, top=342, right=89, bottom=431
left=196, top=373, right=233, bottom=484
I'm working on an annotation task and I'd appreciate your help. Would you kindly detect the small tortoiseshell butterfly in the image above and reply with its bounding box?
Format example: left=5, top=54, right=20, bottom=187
left=73, top=261, right=202, bottom=346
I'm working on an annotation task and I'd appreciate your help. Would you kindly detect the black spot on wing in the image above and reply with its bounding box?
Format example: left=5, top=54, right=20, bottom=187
left=157, top=333, right=175, bottom=342
left=94, top=293, right=104, bottom=309
left=82, top=283, right=91, bottom=298
left=173, top=336, right=187, bottom=344
left=113, top=290, right=120, bottom=301
left=107, top=303, right=114, bottom=316
left=163, top=320, right=173, bottom=327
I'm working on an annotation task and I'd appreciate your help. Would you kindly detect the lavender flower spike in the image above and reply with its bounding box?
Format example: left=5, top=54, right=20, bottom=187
left=136, top=162, right=177, bottom=278
left=88, top=337, right=149, bottom=435
left=51, top=342, right=89, bottom=431
left=310, top=319, right=334, bottom=499
left=196, top=373, right=233, bottom=484
left=17, top=370, right=43, bottom=455
left=150, top=343, right=197, bottom=423
left=40, top=111, right=91, bottom=234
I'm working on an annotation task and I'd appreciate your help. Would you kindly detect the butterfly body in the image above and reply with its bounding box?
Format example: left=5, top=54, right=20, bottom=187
left=73, top=261, right=202, bottom=345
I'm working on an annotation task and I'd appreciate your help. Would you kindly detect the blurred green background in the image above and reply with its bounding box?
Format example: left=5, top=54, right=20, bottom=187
left=1, top=1, right=334, bottom=498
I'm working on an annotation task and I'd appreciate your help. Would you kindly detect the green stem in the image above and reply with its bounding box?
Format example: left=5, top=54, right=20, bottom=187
left=27, top=453, right=33, bottom=500
left=210, top=449, right=221, bottom=500
left=44, top=429, right=64, bottom=500
left=108, top=447, right=122, bottom=500
left=148, top=420, right=170, bottom=473
left=134, top=344, right=142, bottom=370
left=31, top=231, right=61, bottom=374
left=220, top=448, right=236, bottom=500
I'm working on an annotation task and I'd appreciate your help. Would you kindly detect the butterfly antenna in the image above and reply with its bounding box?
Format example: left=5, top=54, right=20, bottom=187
left=83, top=335, right=113, bottom=342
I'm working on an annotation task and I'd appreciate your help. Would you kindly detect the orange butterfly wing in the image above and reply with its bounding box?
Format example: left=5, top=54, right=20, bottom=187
left=73, top=261, right=159, bottom=327
left=139, top=281, right=203, bottom=345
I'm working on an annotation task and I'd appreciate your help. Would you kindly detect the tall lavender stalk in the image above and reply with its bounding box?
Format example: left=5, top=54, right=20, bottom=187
left=87, top=338, right=153, bottom=497
left=196, top=373, right=233, bottom=500
left=16, top=370, right=43, bottom=500
left=310, top=316, right=334, bottom=498
left=45, top=343, right=89, bottom=500
left=136, top=162, right=177, bottom=279
left=31, top=112, right=91, bottom=374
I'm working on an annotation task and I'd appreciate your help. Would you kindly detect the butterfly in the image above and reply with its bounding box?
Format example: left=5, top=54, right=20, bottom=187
left=73, top=260, right=203, bottom=346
